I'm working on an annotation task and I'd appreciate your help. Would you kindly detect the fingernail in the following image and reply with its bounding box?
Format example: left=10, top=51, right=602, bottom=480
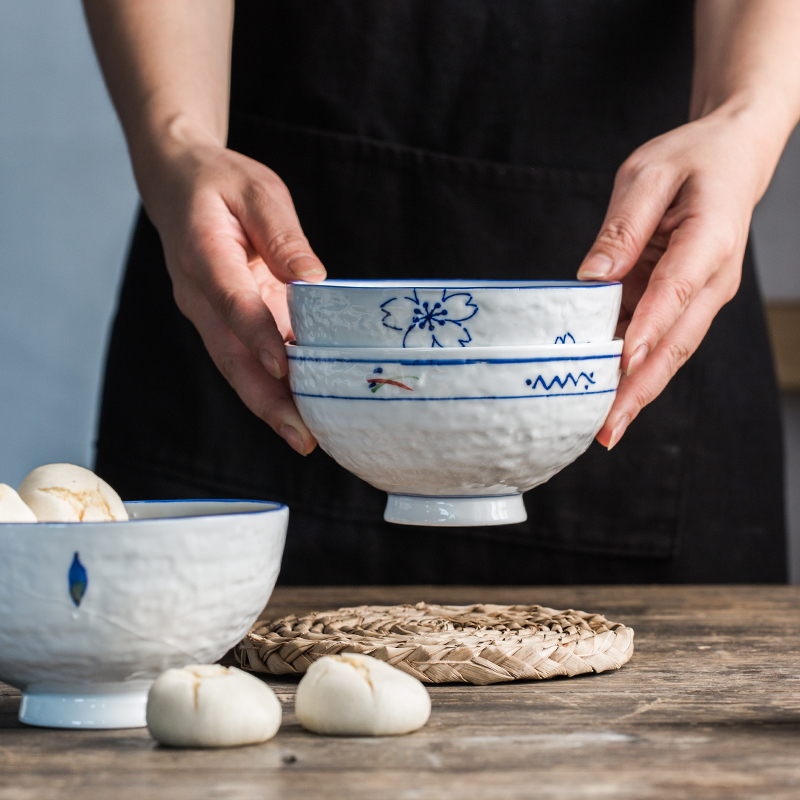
left=577, top=253, right=613, bottom=280
left=607, top=414, right=630, bottom=451
left=293, top=266, right=326, bottom=278
left=260, top=350, right=282, bottom=379
left=288, top=256, right=326, bottom=279
left=626, top=344, right=649, bottom=376
left=280, top=424, right=307, bottom=456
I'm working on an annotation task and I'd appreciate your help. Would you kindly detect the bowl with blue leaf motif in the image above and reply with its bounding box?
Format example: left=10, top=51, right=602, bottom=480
left=0, top=500, right=288, bottom=729
left=287, top=339, right=622, bottom=526
left=288, top=279, right=621, bottom=348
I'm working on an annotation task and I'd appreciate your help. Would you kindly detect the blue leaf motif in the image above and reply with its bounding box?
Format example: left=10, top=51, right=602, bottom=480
left=381, top=289, right=478, bottom=348
left=68, top=552, right=87, bottom=607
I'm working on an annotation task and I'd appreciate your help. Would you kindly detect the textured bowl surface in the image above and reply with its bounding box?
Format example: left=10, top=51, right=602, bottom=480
left=0, top=500, right=288, bottom=727
left=288, top=279, right=622, bottom=348
left=288, top=341, right=621, bottom=524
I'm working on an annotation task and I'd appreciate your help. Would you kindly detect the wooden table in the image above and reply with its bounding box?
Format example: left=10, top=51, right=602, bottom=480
left=3, top=585, right=800, bottom=799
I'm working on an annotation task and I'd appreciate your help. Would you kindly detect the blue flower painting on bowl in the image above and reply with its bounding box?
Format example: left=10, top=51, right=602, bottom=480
left=380, top=289, right=478, bottom=348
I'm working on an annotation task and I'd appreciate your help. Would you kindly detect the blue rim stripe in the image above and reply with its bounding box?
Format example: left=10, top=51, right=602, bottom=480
left=288, top=354, right=621, bottom=366
left=293, top=388, right=615, bottom=401
left=391, top=493, right=521, bottom=499
left=125, top=499, right=283, bottom=506
left=0, top=500, right=289, bottom=527
left=290, top=280, right=620, bottom=289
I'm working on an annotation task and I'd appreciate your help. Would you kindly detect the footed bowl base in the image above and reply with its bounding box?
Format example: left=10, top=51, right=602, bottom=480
left=385, top=493, right=527, bottom=527
left=19, top=682, right=151, bottom=729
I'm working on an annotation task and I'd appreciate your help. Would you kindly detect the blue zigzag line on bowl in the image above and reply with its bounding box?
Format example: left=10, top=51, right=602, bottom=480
left=554, top=332, right=576, bottom=344
left=526, top=372, right=596, bottom=391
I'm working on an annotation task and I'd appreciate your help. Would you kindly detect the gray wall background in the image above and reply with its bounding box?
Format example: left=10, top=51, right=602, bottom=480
left=2, top=3, right=799, bottom=577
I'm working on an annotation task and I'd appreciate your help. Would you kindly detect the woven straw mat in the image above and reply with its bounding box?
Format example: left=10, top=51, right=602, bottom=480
left=236, top=603, right=634, bottom=685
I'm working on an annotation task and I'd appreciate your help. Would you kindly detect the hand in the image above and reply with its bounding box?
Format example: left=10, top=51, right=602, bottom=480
left=577, top=105, right=774, bottom=449
left=142, top=140, right=326, bottom=455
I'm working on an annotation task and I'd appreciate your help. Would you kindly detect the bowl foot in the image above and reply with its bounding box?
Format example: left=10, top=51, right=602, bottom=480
left=19, top=681, right=151, bottom=729
left=385, top=493, right=527, bottom=526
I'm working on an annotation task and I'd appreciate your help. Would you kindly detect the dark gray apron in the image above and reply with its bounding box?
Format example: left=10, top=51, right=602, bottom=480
left=95, top=0, right=786, bottom=584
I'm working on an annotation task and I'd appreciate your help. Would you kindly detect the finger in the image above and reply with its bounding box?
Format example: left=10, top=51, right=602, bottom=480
left=250, top=259, right=294, bottom=340
left=597, top=283, right=724, bottom=449
left=185, top=287, right=317, bottom=455
left=577, top=158, right=684, bottom=281
left=616, top=245, right=665, bottom=329
left=231, top=174, right=327, bottom=284
left=620, top=217, right=740, bottom=375
left=187, top=226, right=292, bottom=379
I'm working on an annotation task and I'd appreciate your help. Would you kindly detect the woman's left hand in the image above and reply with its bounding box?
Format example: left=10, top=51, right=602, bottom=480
left=577, top=103, right=777, bottom=449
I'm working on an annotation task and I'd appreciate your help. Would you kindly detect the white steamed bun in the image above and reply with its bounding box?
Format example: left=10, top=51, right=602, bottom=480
left=0, top=483, right=37, bottom=522
left=146, top=664, right=282, bottom=748
left=296, top=653, right=431, bottom=736
left=18, top=463, right=128, bottom=522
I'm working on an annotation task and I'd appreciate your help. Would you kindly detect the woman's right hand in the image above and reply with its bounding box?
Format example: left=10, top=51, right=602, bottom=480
left=82, top=1, right=323, bottom=454
left=141, top=140, right=326, bottom=456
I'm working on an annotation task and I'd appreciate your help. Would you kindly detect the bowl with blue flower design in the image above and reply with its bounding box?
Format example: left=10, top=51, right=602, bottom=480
left=287, top=339, right=621, bottom=526
left=288, top=279, right=621, bottom=348
left=0, top=500, right=288, bottom=730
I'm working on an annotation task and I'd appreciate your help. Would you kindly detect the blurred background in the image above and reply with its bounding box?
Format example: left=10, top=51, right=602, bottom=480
left=1, top=3, right=798, bottom=577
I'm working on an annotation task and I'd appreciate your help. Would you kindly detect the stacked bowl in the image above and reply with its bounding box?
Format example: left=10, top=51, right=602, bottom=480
left=287, top=280, right=623, bottom=527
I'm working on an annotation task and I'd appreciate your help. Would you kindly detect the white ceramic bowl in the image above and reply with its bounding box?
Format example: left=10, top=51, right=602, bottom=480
left=288, top=340, right=621, bottom=526
left=0, top=500, right=288, bottom=729
left=288, top=279, right=622, bottom=348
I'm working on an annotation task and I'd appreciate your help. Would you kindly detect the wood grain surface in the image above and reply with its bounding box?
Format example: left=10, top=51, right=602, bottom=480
left=3, top=585, right=800, bottom=800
